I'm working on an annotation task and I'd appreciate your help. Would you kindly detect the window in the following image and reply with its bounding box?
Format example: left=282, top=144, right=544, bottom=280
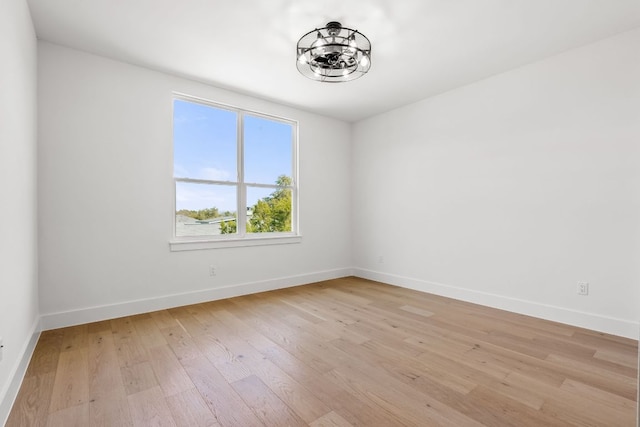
left=171, top=94, right=299, bottom=250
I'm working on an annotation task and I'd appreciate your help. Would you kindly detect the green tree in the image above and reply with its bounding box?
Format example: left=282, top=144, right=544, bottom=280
left=248, top=175, right=292, bottom=233
left=176, top=207, right=220, bottom=220
left=197, top=207, right=220, bottom=220
left=216, top=175, right=292, bottom=234
left=219, top=219, right=237, bottom=234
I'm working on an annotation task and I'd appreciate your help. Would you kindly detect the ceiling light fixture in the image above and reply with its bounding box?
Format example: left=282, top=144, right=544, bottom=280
left=296, top=21, right=371, bottom=83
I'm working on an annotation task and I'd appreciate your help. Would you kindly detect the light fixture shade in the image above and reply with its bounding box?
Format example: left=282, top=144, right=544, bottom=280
left=296, top=21, right=371, bottom=83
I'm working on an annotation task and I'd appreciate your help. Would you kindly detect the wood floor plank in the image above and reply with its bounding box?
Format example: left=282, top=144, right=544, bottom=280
left=7, top=277, right=638, bottom=426
left=310, top=410, right=354, bottom=427
left=87, top=320, right=113, bottom=335
left=127, top=386, right=177, bottom=427
left=335, top=337, right=478, bottom=395
left=546, top=353, right=637, bottom=400
left=327, top=343, right=490, bottom=427
left=278, top=296, right=329, bottom=323
left=276, top=294, right=359, bottom=325
left=540, top=378, right=637, bottom=426
left=111, top=317, right=149, bottom=368
left=24, top=330, right=63, bottom=378
left=132, top=315, right=168, bottom=349
left=192, top=333, right=234, bottom=364
left=464, top=385, right=573, bottom=427
left=283, top=312, right=342, bottom=341
left=325, top=366, right=484, bottom=427
left=261, top=344, right=405, bottom=426
left=249, top=356, right=332, bottom=423
left=89, top=396, right=133, bottom=426
left=573, top=329, right=637, bottom=349
left=595, top=347, right=639, bottom=369
left=146, top=344, right=194, bottom=397
left=48, top=348, right=89, bottom=413
left=149, top=309, right=178, bottom=330
left=399, top=304, right=434, bottom=318
left=60, top=324, right=88, bottom=352
left=165, top=388, right=220, bottom=427
left=161, top=325, right=203, bottom=362
left=408, top=329, right=569, bottom=388
left=88, top=330, right=127, bottom=403
left=46, top=403, right=89, bottom=427
left=561, top=378, right=636, bottom=415
left=5, top=373, right=56, bottom=427
left=192, top=331, right=255, bottom=383
left=228, top=300, right=338, bottom=374
left=120, top=361, right=159, bottom=396
left=231, top=374, right=307, bottom=426
left=208, top=306, right=278, bottom=352
left=168, top=307, right=211, bottom=337
left=180, top=356, right=264, bottom=427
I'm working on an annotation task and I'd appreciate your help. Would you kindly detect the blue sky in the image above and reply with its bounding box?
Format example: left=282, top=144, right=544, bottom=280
left=173, top=99, right=292, bottom=213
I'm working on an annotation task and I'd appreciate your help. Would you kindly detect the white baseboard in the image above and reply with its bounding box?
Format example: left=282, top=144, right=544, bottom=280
left=40, top=268, right=353, bottom=331
left=353, top=268, right=639, bottom=340
left=0, top=317, right=41, bottom=427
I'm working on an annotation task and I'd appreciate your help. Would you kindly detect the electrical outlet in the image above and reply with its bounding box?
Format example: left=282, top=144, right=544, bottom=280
left=209, top=266, right=217, bottom=277
left=577, top=282, right=589, bottom=296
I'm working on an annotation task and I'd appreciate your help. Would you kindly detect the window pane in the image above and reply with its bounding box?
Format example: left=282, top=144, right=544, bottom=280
left=244, top=115, right=292, bottom=185
left=246, top=185, right=292, bottom=233
left=175, top=181, right=237, bottom=236
left=173, top=99, right=237, bottom=181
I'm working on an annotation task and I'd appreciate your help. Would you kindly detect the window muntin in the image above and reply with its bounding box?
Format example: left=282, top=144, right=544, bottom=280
left=173, top=95, right=297, bottom=241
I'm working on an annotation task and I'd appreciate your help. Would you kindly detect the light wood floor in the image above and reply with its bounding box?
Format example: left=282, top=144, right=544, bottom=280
left=6, top=277, right=638, bottom=426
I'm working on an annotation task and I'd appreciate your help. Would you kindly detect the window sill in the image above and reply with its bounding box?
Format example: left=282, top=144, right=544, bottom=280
left=169, top=234, right=302, bottom=251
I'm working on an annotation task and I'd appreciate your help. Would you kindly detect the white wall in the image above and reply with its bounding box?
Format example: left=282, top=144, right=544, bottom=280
left=0, top=0, right=40, bottom=422
left=352, top=29, right=640, bottom=338
left=37, top=42, right=352, bottom=326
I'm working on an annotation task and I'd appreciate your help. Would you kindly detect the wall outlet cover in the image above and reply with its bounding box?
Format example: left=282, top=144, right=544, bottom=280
left=577, top=282, right=589, bottom=296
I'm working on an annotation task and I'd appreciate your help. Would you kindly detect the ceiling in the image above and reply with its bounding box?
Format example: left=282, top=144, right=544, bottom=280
left=27, top=0, right=640, bottom=122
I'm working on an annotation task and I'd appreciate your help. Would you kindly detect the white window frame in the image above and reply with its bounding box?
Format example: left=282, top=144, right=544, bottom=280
left=169, top=93, right=300, bottom=251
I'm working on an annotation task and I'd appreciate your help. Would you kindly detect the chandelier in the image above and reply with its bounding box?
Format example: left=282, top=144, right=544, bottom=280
left=296, top=21, right=371, bottom=83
